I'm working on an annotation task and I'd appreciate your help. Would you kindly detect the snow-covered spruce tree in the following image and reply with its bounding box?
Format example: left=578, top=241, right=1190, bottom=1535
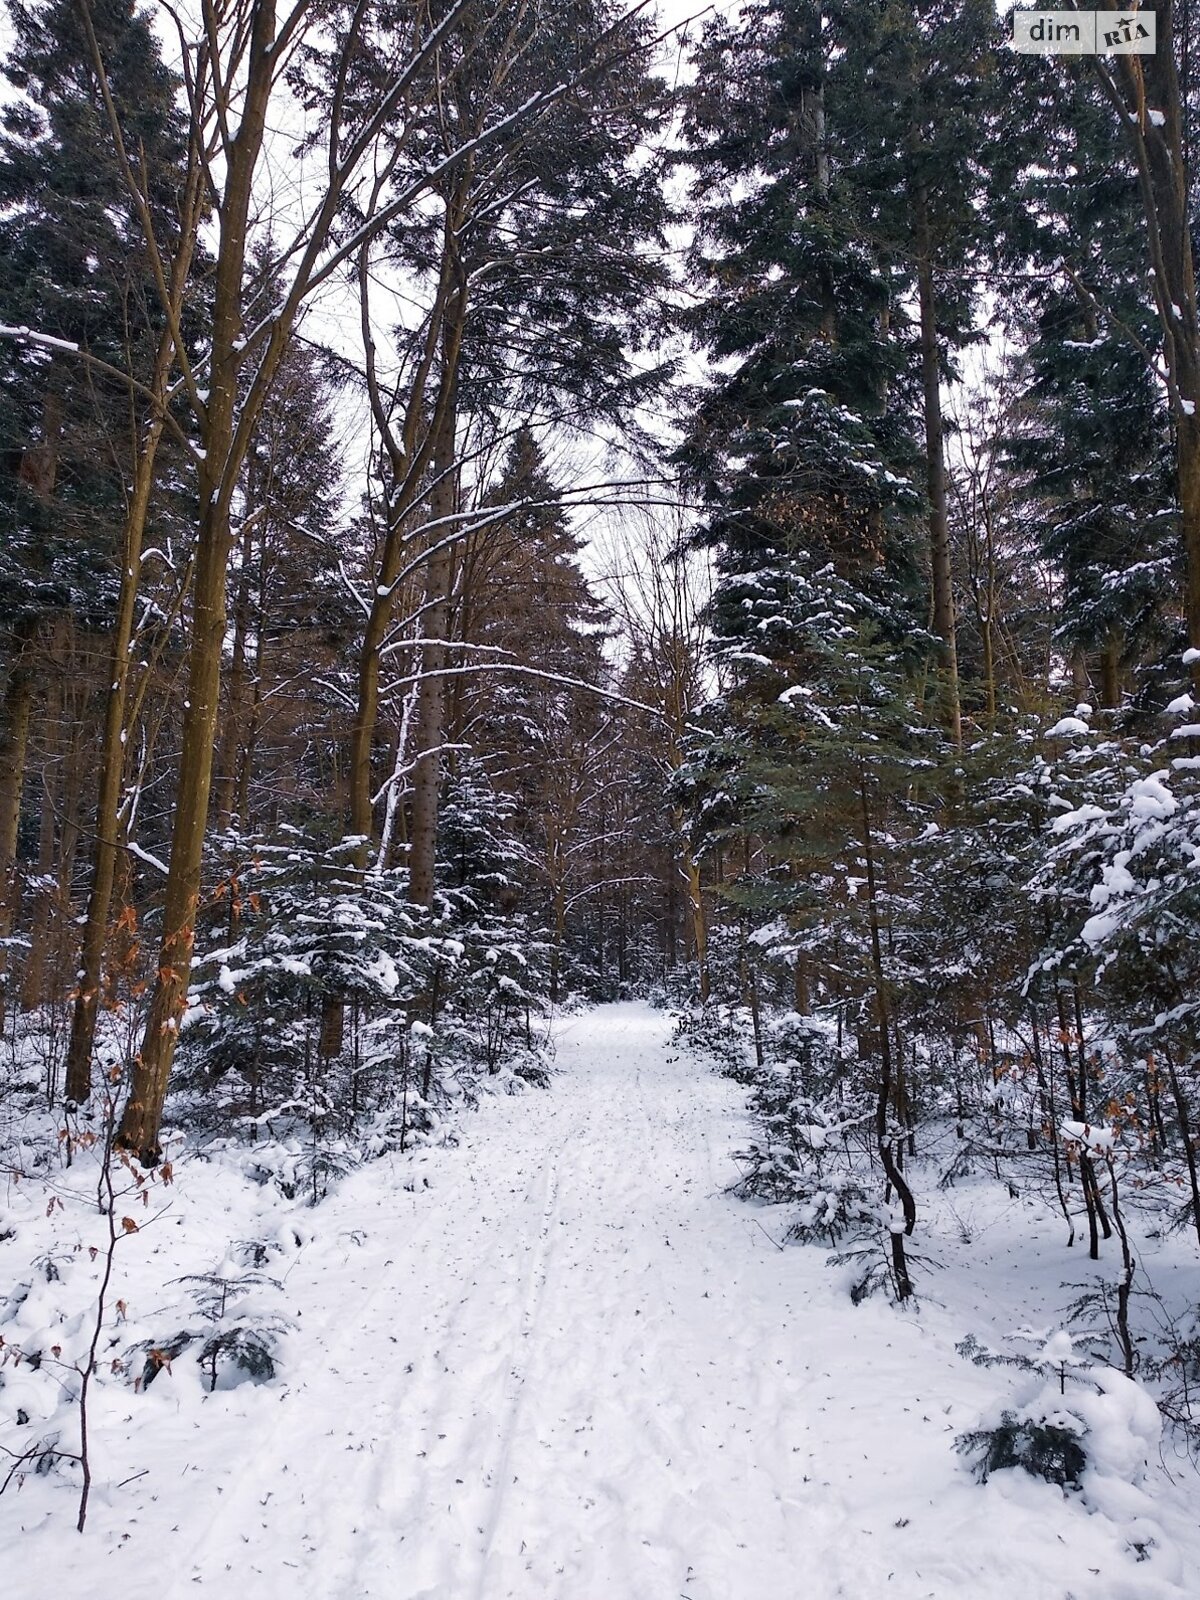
left=0, top=0, right=186, bottom=621
left=434, top=758, right=552, bottom=1082
left=678, top=555, right=941, bottom=1300
left=675, top=0, right=931, bottom=1007
left=900, top=733, right=1052, bottom=1138
left=679, top=0, right=1006, bottom=736
left=177, top=772, right=551, bottom=1171
left=677, top=0, right=922, bottom=585
left=729, top=1005, right=877, bottom=1250
left=993, top=53, right=1179, bottom=712
left=992, top=2, right=1200, bottom=679
left=824, top=0, right=1006, bottom=743
left=955, top=1328, right=1160, bottom=1492
left=178, top=829, right=425, bottom=1138
left=676, top=0, right=971, bottom=1300
left=894, top=719, right=1119, bottom=1255
left=1006, top=309, right=1177, bottom=713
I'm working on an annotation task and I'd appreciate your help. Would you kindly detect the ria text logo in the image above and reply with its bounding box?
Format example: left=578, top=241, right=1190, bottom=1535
left=1011, top=10, right=1156, bottom=53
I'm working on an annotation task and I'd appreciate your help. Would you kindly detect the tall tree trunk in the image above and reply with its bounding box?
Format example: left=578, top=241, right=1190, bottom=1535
left=550, top=886, right=566, bottom=1004
left=980, top=611, right=996, bottom=729
left=21, top=644, right=63, bottom=1012
left=1069, top=648, right=1089, bottom=700
left=1163, top=1044, right=1200, bottom=1249
left=349, top=582, right=391, bottom=846
left=683, top=849, right=708, bottom=1003
left=407, top=234, right=466, bottom=907
left=0, top=634, right=35, bottom=874
left=119, top=460, right=236, bottom=1158
left=1098, top=4, right=1200, bottom=676
left=407, top=413, right=457, bottom=908
left=348, top=220, right=465, bottom=851
left=1178, top=418, right=1200, bottom=668
left=53, top=715, right=85, bottom=995
left=377, top=679, right=418, bottom=871
left=1031, top=1010, right=1075, bottom=1246
left=974, top=485, right=1000, bottom=731
left=1099, top=635, right=1121, bottom=710
left=118, top=0, right=278, bottom=1161
left=913, top=188, right=962, bottom=747
left=794, top=954, right=810, bottom=1016
left=0, top=616, right=39, bottom=1024
left=214, top=512, right=256, bottom=827
left=64, top=413, right=166, bottom=1102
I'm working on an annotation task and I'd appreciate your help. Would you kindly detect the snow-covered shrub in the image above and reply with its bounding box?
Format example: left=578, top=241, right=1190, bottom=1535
left=733, top=1063, right=875, bottom=1245
left=129, top=1254, right=292, bottom=1394
left=177, top=825, right=425, bottom=1123
left=725, top=1013, right=879, bottom=1249
left=242, top=1132, right=362, bottom=1204
left=957, top=1407, right=1088, bottom=1488
left=785, top=1172, right=878, bottom=1245
left=434, top=892, right=553, bottom=1086
left=672, top=1002, right=756, bottom=1081
left=170, top=821, right=553, bottom=1176
left=1028, top=700, right=1200, bottom=1228
left=955, top=1328, right=1161, bottom=1494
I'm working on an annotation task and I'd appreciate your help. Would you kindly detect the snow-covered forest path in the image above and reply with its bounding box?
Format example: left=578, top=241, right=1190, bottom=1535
left=10, top=1002, right=1193, bottom=1600
left=177, top=1000, right=825, bottom=1600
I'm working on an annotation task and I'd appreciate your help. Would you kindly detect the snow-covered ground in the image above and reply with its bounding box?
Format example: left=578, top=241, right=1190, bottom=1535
left=3, top=1002, right=1199, bottom=1598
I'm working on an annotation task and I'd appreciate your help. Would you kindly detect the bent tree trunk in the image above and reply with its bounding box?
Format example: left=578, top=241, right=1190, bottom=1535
left=860, top=776, right=915, bottom=1301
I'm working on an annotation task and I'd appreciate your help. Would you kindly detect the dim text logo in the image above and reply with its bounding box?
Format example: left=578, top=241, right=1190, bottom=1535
left=1011, top=10, right=1156, bottom=54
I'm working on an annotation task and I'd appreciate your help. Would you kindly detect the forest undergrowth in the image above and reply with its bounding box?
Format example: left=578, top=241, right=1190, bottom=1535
left=674, top=990, right=1200, bottom=1501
